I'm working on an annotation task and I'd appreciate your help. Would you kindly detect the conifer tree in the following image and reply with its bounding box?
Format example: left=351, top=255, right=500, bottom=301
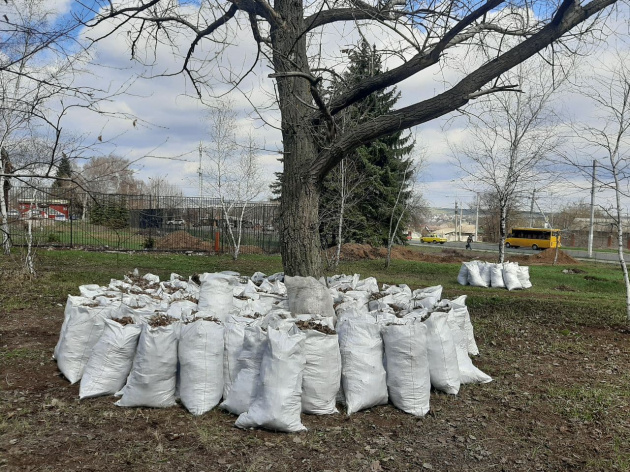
left=320, top=41, right=415, bottom=248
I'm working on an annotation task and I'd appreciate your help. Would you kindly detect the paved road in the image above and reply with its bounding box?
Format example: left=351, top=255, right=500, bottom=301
left=408, top=240, right=628, bottom=263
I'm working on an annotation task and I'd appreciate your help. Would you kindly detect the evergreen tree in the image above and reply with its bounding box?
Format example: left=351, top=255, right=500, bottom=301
left=320, top=41, right=415, bottom=248
left=52, top=155, right=72, bottom=188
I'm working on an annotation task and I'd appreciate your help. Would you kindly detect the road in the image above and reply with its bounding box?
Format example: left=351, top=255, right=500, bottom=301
left=408, top=240, right=629, bottom=263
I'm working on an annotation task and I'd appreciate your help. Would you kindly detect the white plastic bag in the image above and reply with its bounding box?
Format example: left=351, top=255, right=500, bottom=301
left=54, top=296, right=112, bottom=384
left=517, top=266, right=532, bottom=289
left=178, top=319, right=225, bottom=415
left=235, top=327, right=307, bottom=432
left=490, top=264, right=506, bottom=288
left=449, top=296, right=479, bottom=356
left=222, top=316, right=251, bottom=399
left=466, top=262, right=488, bottom=288
left=79, top=319, right=142, bottom=399
left=503, top=263, right=523, bottom=291
left=115, top=320, right=179, bottom=408
left=382, top=321, right=431, bottom=417
left=235, top=327, right=306, bottom=433
left=220, top=325, right=267, bottom=415
left=457, top=264, right=469, bottom=285
left=446, top=309, right=492, bottom=385
left=424, top=312, right=460, bottom=395
left=197, top=273, right=237, bottom=321
left=337, top=315, right=388, bottom=415
left=301, top=327, right=341, bottom=415
left=285, top=276, right=335, bottom=318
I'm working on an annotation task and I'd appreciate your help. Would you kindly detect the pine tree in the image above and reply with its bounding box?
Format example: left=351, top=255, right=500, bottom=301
left=52, top=155, right=72, bottom=188
left=320, top=41, right=415, bottom=248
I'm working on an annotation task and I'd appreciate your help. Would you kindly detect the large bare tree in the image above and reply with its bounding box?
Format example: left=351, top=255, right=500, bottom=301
left=570, top=49, right=630, bottom=321
left=202, top=100, right=265, bottom=260
left=89, top=0, right=622, bottom=276
left=452, top=59, right=566, bottom=262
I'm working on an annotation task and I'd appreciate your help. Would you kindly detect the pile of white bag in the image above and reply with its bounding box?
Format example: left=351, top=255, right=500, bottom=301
left=457, top=261, right=532, bottom=290
left=54, top=269, right=492, bottom=433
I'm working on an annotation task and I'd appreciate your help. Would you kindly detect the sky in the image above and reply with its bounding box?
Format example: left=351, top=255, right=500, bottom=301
left=7, top=0, right=630, bottom=213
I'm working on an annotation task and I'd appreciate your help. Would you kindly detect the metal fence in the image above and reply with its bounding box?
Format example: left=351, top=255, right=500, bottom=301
left=4, top=187, right=281, bottom=254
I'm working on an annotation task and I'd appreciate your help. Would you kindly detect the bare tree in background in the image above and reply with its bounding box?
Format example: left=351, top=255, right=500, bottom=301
left=386, top=159, right=418, bottom=268
left=0, top=0, right=125, bottom=261
left=452, top=60, right=565, bottom=263
left=320, top=157, right=366, bottom=268
left=203, top=101, right=265, bottom=260
left=88, top=0, right=624, bottom=276
left=570, top=50, right=630, bottom=322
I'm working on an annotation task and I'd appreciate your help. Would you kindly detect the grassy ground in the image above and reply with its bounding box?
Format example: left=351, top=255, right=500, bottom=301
left=1, top=248, right=629, bottom=471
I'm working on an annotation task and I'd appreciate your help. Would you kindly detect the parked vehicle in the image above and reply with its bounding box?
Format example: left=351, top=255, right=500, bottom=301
left=420, top=234, right=447, bottom=244
left=166, top=218, right=185, bottom=226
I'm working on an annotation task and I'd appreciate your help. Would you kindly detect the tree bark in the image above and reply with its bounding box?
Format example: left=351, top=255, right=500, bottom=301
left=272, top=0, right=322, bottom=276
left=499, top=202, right=507, bottom=263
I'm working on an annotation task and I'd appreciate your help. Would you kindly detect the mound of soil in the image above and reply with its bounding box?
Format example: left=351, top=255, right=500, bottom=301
left=334, top=243, right=472, bottom=264
left=335, top=243, right=578, bottom=266
left=528, top=248, right=578, bottom=265
left=155, top=231, right=215, bottom=251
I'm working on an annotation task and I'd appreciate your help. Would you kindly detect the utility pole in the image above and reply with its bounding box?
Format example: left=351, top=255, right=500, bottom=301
left=459, top=204, right=463, bottom=241
left=475, top=193, right=479, bottom=241
left=530, top=188, right=536, bottom=227
left=588, top=160, right=596, bottom=258
left=454, top=201, right=458, bottom=242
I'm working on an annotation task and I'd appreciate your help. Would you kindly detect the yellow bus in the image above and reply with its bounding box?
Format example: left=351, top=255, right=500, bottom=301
left=505, top=227, right=561, bottom=250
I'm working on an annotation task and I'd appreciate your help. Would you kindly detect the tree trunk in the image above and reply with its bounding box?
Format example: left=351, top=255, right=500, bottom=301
left=272, top=0, right=322, bottom=276
left=498, top=203, right=507, bottom=263
left=612, top=168, right=630, bottom=322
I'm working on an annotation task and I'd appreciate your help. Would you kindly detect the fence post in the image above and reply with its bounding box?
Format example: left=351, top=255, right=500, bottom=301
left=70, top=199, right=73, bottom=248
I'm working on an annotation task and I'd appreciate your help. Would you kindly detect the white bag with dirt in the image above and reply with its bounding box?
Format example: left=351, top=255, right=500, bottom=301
left=285, top=275, right=335, bottom=318
left=115, top=319, right=179, bottom=408
left=54, top=296, right=112, bottom=384
left=466, top=262, right=488, bottom=288
left=79, top=318, right=142, bottom=399
left=197, top=273, right=238, bottom=320
left=337, top=315, right=388, bottom=415
left=449, top=296, right=479, bottom=356
left=235, top=327, right=307, bottom=432
left=490, top=264, right=506, bottom=288
left=424, top=312, right=460, bottom=395
left=517, top=265, right=532, bottom=289
left=220, top=325, right=267, bottom=415
left=178, top=319, right=225, bottom=415
left=446, top=308, right=492, bottom=385
left=222, top=316, right=253, bottom=399
left=382, top=320, right=431, bottom=417
left=300, top=325, right=341, bottom=415
left=502, top=262, right=523, bottom=291
left=457, top=264, right=469, bottom=285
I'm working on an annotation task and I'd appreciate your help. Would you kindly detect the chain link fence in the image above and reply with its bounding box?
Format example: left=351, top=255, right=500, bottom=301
left=4, top=186, right=280, bottom=254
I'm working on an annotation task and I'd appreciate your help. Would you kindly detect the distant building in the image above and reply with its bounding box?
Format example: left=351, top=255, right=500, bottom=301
left=18, top=198, right=69, bottom=220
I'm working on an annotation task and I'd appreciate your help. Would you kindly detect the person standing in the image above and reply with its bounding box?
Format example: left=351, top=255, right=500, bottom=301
left=466, top=234, right=473, bottom=250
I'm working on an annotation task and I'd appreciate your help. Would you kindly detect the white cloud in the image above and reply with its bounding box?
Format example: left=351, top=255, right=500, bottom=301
left=38, top=1, right=628, bottom=217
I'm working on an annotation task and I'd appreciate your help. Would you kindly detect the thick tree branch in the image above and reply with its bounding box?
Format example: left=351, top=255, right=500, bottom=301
left=310, top=0, right=616, bottom=182
left=324, top=0, right=504, bottom=116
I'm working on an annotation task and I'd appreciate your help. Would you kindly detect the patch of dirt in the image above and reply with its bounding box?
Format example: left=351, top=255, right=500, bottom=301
left=335, top=243, right=472, bottom=263
left=147, top=313, right=178, bottom=327
left=295, top=320, right=336, bottom=335
left=155, top=230, right=215, bottom=251
left=554, top=285, right=577, bottom=292
left=563, top=268, right=587, bottom=274
left=111, top=316, right=135, bottom=325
